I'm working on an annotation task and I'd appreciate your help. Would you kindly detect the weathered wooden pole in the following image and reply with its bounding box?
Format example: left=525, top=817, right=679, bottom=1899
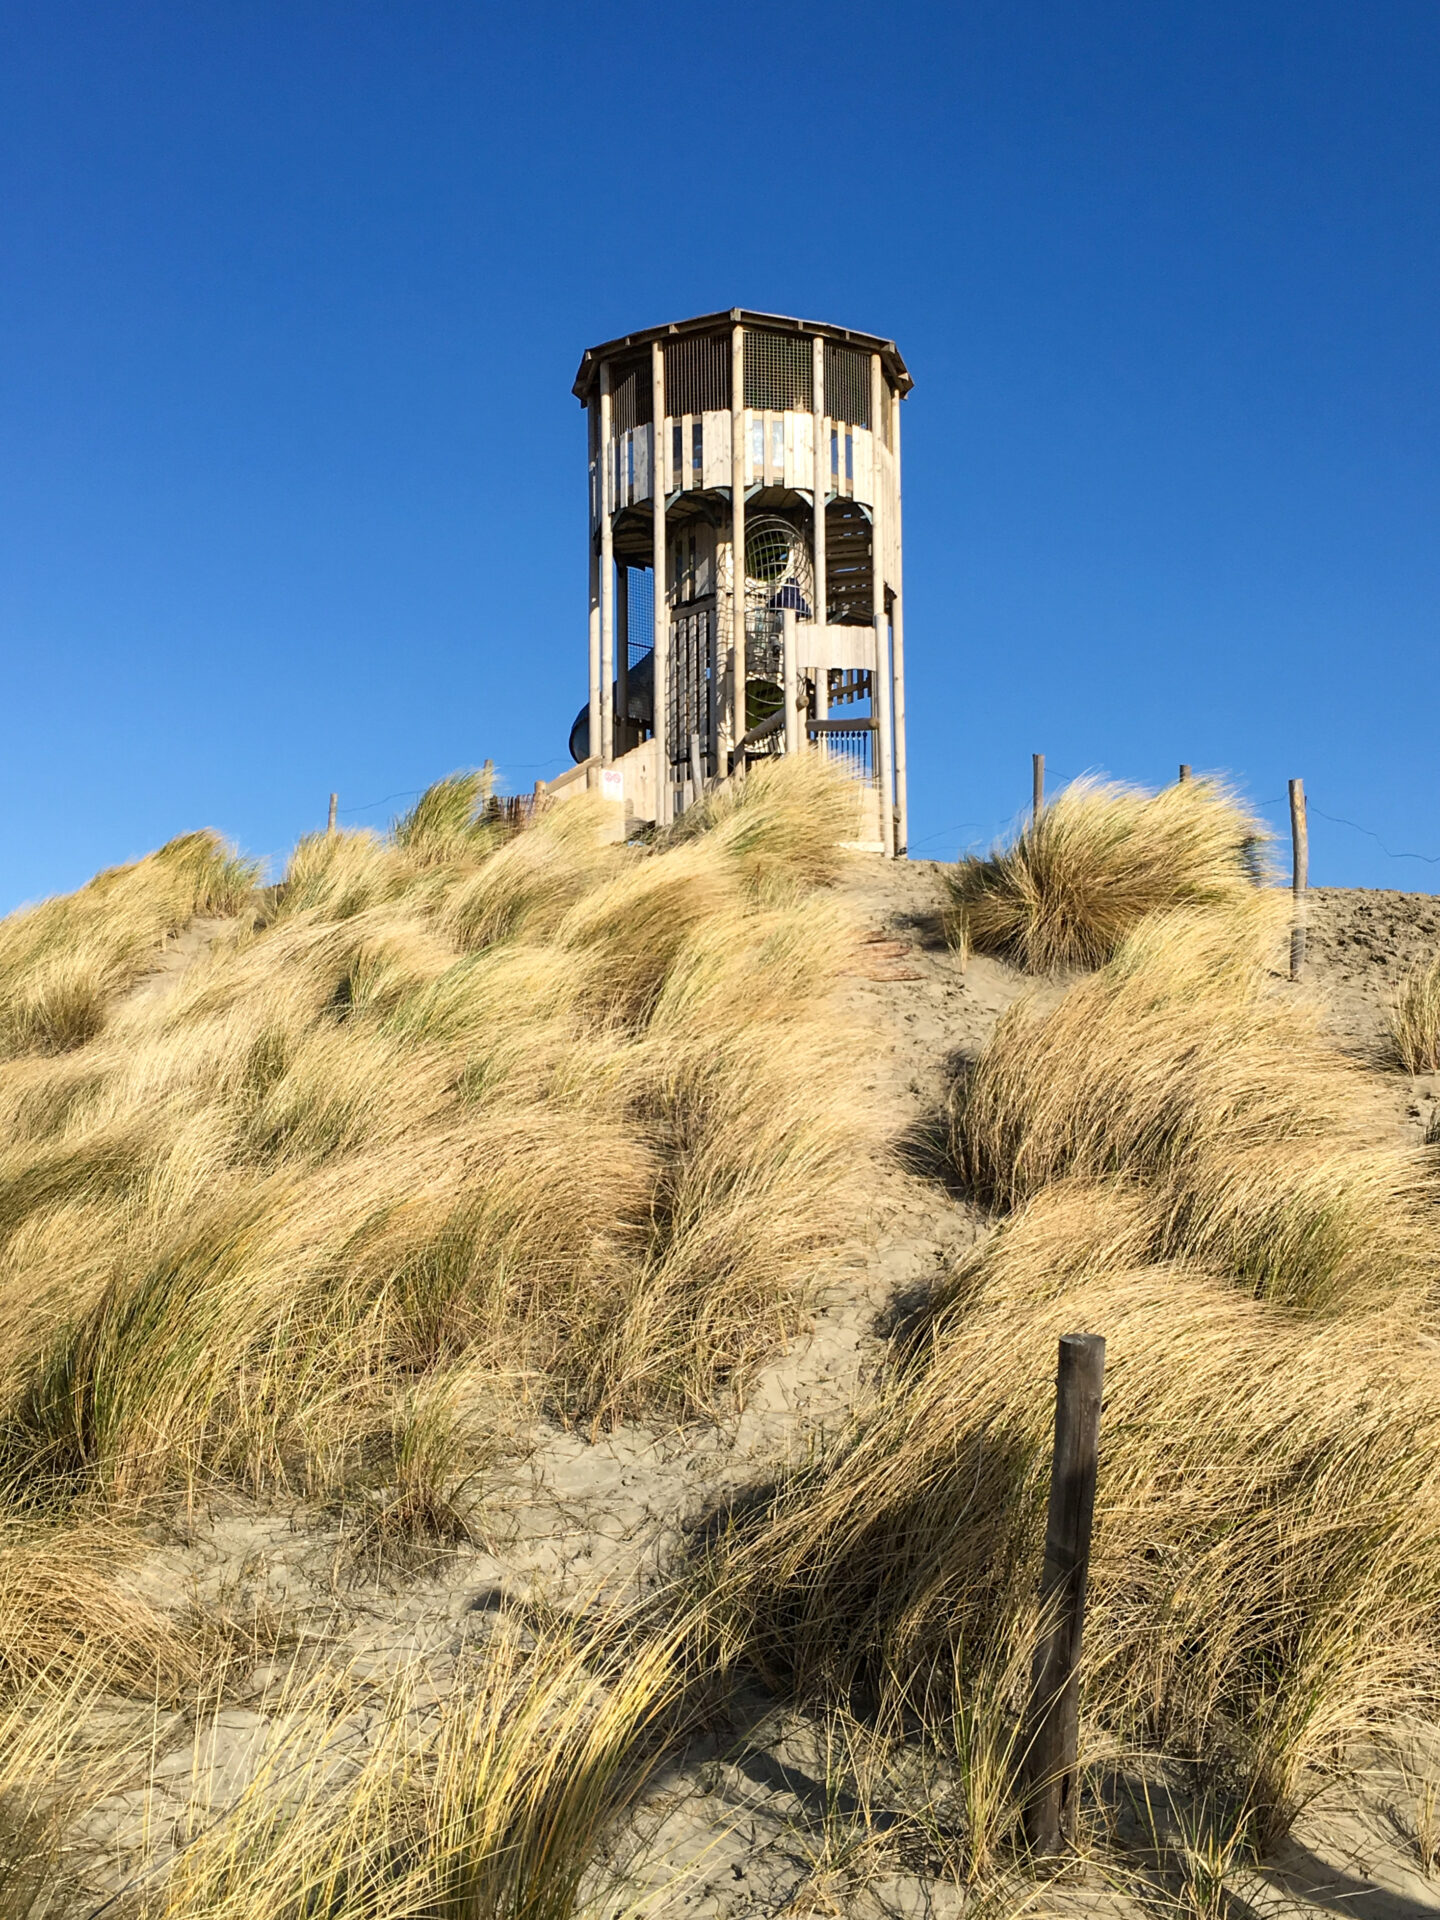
left=782, top=606, right=800, bottom=757
left=730, top=318, right=747, bottom=765
left=812, top=331, right=827, bottom=730
left=1178, top=763, right=1192, bottom=784
left=1032, top=753, right=1045, bottom=825
left=870, top=352, right=895, bottom=859
left=327, top=793, right=337, bottom=834
left=651, top=337, right=670, bottom=823
left=1290, top=778, right=1309, bottom=981
left=890, top=380, right=908, bottom=856
left=1023, top=1331, right=1106, bottom=1858
left=598, top=359, right=615, bottom=766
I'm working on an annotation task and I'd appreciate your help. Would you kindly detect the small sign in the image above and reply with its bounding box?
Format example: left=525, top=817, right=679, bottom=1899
left=600, top=768, right=624, bottom=803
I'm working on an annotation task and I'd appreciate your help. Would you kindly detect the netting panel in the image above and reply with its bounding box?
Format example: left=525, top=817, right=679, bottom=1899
left=824, top=342, right=870, bottom=429
left=610, top=359, right=653, bottom=435
left=665, top=336, right=730, bottom=416
left=625, top=566, right=655, bottom=668
left=744, top=329, right=814, bottom=413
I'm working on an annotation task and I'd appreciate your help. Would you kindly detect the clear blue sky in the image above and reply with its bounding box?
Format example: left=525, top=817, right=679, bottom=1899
left=2, top=1, right=1438, bottom=910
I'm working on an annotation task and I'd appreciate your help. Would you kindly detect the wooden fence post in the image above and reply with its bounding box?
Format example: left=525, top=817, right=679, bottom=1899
left=1023, top=1332, right=1106, bottom=1858
left=1032, top=753, right=1045, bottom=825
left=327, top=793, right=338, bottom=834
left=1289, top=778, right=1308, bottom=981
left=1178, top=764, right=1192, bottom=784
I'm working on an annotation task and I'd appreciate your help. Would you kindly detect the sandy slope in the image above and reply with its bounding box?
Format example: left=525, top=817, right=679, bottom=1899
left=85, top=867, right=1440, bottom=1917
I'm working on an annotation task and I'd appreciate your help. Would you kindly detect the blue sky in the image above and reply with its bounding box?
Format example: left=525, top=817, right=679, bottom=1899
left=2, top=0, right=1437, bottom=909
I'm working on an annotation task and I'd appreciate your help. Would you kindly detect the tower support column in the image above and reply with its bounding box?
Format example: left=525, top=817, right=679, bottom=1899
left=616, top=565, right=629, bottom=753
left=651, top=340, right=671, bottom=821
left=587, top=399, right=600, bottom=768
left=812, top=333, right=827, bottom=725
left=730, top=317, right=746, bottom=765
left=870, top=352, right=895, bottom=857
left=598, top=360, right=615, bottom=766
left=891, top=384, right=908, bottom=855
left=783, top=607, right=800, bottom=755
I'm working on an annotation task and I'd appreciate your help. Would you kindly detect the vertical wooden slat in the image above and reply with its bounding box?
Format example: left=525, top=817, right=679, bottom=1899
left=890, top=386, right=907, bottom=855
left=651, top=339, right=670, bottom=820
left=1290, top=778, right=1309, bottom=980
left=599, top=362, right=615, bottom=766
left=588, top=399, right=601, bottom=765
left=783, top=606, right=800, bottom=756
left=812, top=334, right=827, bottom=727
left=730, top=319, right=746, bottom=762
left=870, top=354, right=895, bottom=857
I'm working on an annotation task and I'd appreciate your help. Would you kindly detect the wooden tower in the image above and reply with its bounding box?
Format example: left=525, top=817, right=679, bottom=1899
left=566, top=309, right=911, bottom=855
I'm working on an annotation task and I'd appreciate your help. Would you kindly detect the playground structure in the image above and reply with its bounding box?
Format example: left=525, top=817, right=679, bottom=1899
left=552, top=310, right=911, bottom=855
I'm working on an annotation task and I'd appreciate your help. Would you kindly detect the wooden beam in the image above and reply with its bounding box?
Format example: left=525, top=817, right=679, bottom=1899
left=890, top=389, right=907, bottom=855
left=651, top=339, right=670, bottom=821
left=599, top=361, right=615, bottom=765
left=870, top=353, right=895, bottom=857
left=730, top=322, right=746, bottom=761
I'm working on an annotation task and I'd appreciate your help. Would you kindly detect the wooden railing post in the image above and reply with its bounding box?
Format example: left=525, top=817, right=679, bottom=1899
left=1178, top=763, right=1192, bottom=784
left=1032, top=753, right=1045, bottom=824
left=1023, top=1331, right=1106, bottom=1857
left=327, top=793, right=338, bottom=834
left=1289, top=778, right=1308, bottom=981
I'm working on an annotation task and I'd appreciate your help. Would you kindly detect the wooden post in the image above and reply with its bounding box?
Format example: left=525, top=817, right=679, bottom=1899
left=1032, top=753, right=1045, bottom=824
left=1023, top=1332, right=1106, bottom=1858
left=1178, top=764, right=1192, bottom=784
left=1290, top=777, right=1308, bottom=981
left=588, top=396, right=601, bottom=769
left=890, top=385, right=908, bottom=856
left=598, top=361, right=615, bottom=765
left=615, top=564, right=629, bottom=753
left=327, top=792, right=337, bottom=834
left=871, top=353, right=895, bottom=858
left=811, top=332, right=828, bottom=726
left=690, top=731, right=704, bottom=799
left=651, top=339, right=670, bottom=822
left=782, top=606, right=800, bottom=756
left=730, top=318, right=747, bottom=764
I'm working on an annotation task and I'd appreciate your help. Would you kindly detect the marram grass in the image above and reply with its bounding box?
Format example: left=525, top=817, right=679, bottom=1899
left=1388, top=952, right=1440, bottom=1073
left=0, top=759, right=867, bottom=1520
left=949, top=896, right=1430, bottom=1311
left=708, top=1181, right=1440, bottom=1845
left=945, top=774, right=1268, bottom=972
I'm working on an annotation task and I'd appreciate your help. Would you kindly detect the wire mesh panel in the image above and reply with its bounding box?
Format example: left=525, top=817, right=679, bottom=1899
left=665, top=335, right=730, bottom=415
left=611, top=359, right=653, bottom=435
left=744, top=329, right=814, bottom=412
left=824, top=342, right=870, bottom=429
left=625, top=566, right=655, bottom=671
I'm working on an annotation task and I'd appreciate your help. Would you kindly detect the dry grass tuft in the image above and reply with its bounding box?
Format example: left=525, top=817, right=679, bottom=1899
left=949, top=898, right=1429, bottom=1310
left=0, top=1524, right=200, bottom=1701
left=666, top=752, right=862, bottom=894
left=0, top=833, right=257, bottom=1059
left=710, top=1181, right=1440, bottom=1842
left=1388, top=953, right=1440, bottom=1073
left=0, top=754, right=868, bottom=1905
left=944, top=775, right=1268, bottom=972
left=0, top=757, right=863, bottom=1518
left=140, top=1610, right=691, bottom=1920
